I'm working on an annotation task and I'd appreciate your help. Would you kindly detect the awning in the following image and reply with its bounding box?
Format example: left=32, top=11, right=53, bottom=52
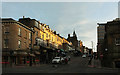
left=34, top=51, right=40, bottom=55
left=14, top=52, right=28, bottom=56
left=29, top=53, right=35, bottom=57
left=60, top=49, right=64, bottom=52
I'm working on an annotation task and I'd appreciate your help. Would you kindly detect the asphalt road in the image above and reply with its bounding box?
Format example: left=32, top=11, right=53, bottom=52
left=2, top=56, right=120, bottom=73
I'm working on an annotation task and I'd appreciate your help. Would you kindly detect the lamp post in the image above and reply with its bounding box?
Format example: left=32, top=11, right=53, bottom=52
left=91, top=41, right=94, bottom=66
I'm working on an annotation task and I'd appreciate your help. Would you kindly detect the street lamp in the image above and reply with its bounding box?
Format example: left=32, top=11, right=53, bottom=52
left=105, top=48, right=108, bottom=51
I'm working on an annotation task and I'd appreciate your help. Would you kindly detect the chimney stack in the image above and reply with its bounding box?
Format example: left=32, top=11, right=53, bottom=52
left=68, top=34, right=70, bottom=38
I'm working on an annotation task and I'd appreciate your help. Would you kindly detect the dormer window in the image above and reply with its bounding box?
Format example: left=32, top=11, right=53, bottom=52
left=35, top=21, right=38, bottom=27
left=39, top=24, right=41, bottom=29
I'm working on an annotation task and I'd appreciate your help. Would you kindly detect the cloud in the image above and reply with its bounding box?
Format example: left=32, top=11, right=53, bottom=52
left=54, top=17, right=97, bottom=51
left=2, top=2, right=117, bottom=51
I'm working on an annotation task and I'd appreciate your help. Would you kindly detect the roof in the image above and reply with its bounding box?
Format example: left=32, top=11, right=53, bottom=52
left=97, top=18, right=120, bottom=26
left=1, top=18, right=16, bottom=22
left=1, top=18, right=34, bottom=32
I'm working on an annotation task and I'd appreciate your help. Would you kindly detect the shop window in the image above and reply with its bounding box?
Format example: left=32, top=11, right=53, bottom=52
left=2, top=56, right=8, bottom=62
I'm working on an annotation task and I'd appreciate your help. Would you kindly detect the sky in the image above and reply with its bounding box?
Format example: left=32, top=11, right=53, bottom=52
left=1, top=2, right=118, bottom=52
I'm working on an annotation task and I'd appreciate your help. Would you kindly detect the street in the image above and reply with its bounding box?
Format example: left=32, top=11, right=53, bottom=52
left=2, top=55, right=120, bottom=73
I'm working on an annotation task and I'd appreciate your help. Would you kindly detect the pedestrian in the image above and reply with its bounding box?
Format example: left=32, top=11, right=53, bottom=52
left=68, top=56, right=70, bottom=61
left=65, top=58, right=68, bottom=64
left=88, top=56, right=93, bottom=65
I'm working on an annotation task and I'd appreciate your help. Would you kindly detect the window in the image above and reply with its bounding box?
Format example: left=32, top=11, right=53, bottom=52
left=25, top=30, right=27, bottom=38
left=35, top=38, right=38, bottom=45
left=52, top=37, right=53, bottom=41
left=54, top=38, right=56, bottom=42
left=4, top=39, right=9, bottom=48
left=42, top=27, right=44, bottom=32
left=36, top=31, right=38, bottom=37
left=46, top=33, right=48, bottom=38
left=57, top=37, right=58, bottom=41
left=39, top=24, right=41, bottom=29
left=115, top=38, right=120, bottom=45
left=40, top=33, right=41, bottom=38
left=29, top=33, right=31, bottom=40
left=38, top=39, right=41, bottom=45
left=4, top=27, right=9, bottom=34
left=49, top=35, right=51, bottom=40
left=18, top=28, right=21, bottom=36
left=29, top=44, right=31, bottom=49
left=18, top=40, right=21, bottom=48
left=42, top=34, right=44, bottom=40
left=35, top=21, right=38, bottom=27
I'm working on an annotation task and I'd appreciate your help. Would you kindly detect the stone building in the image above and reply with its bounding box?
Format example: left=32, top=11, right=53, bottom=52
left=97, top=18, right=120, bottom=68
left=97, top=23, right=105, bottom=59
left=1, top=17, right=72, bottom=66
left=67, top=31, right=78, bottom=50
left=1, top=18, right=34, bottom=66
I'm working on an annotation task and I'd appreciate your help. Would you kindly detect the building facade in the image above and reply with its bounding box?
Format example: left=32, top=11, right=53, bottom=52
left=67, top=31, right=78, bottom=50
left=1, top=17, right=72, bottom=66
left=97, top=18, right=120, bottom=68
left=2, top=18, right=34, bottom=66
left=97, top=23, right=105, bottom=59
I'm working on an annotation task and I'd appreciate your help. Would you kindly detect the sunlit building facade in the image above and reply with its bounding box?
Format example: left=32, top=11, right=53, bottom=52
left=1, top=17, right=72, bottom=66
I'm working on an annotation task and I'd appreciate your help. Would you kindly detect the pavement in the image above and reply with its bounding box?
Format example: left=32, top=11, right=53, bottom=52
left=88, top=58, right=101, bottom=68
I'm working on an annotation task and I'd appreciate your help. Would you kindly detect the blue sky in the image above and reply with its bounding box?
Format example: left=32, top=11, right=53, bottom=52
left=2, top=2, right=118, bottom=51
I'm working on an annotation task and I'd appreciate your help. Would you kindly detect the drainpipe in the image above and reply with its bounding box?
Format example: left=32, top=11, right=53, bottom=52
left=29, top=30, right=33, bottom=66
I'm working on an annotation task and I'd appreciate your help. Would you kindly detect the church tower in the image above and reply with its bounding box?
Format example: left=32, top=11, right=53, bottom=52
left=67, top=30, right=78, bottom=49
left=73, top=30, right=77, bottom=39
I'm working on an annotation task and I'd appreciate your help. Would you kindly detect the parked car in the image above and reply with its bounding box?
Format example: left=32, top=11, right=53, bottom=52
left=52, top=57, right=64, bottom=64
left=73, top=50, right=81, bottom=56
left=82, top=54, right=86, bottom=58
